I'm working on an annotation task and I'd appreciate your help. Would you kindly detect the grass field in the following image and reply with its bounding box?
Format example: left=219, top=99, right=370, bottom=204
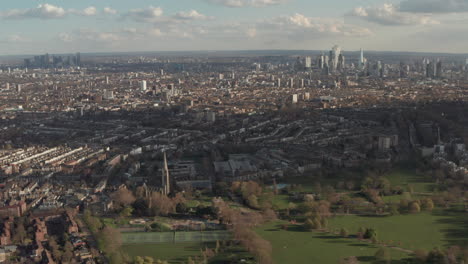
left=256, top=221, right=411, bottom=264
left=328, top=209, right=468, bottom=250
left=123, top=242, right=253, bottom=264
left=384, top=169, right=434, bottom=193
left=123, top=242, right=213, bottom=263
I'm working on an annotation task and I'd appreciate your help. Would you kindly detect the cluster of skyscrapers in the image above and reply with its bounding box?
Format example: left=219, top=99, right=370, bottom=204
left=24, top=53, right=81, bottom=68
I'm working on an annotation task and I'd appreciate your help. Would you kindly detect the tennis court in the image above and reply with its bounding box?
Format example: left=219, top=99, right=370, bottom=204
left=121, top=231, right=232, bottom=244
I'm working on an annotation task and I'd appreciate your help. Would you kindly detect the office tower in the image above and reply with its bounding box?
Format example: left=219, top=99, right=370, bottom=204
left=436, top=60, right=443, bottom=78
left=103, top=89, right=114, bottom=100
left=323, top=64, right=330, bottom=76
left=300, top=79, right=304, bottom=88
left=290, top=78, right=294, bottom=88
left=277, top=78, right=281, bottom=88
left=360, top=49, right=364, bottom=65
left=305, top=56, right=312, bottom=69
left=160, top=69, right=164, bottom=76
left=329, top=45, right=341, bottom=72
left=380, top=63, right=386, bottom=78
left=76, top=52, right=81, bottom=66
left=292, top=94, right=298, bottom=104
left=17, top=84, right=22, bottom=93
left=141, top=80, right=147, bottom=91
left=105, top=76, right=109, bottom=85
left=426, top=61, right=435, bottom=78
left=338, top=54, right=345, bottom=71
left=318, top=54, right=325, bottom=69
left=168, top=84, right=175, bottom=96
left=399, top=62, right=408, bottom=78
left=162, top=152, right=170, bottom=195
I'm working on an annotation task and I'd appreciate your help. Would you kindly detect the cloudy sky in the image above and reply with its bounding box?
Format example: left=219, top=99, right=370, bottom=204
left=0, top=0, right=467, bottom=55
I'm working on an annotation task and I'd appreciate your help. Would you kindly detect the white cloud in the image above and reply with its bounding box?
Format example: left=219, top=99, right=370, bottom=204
left=173, top=10, right=211, bottom=20
left=123, top=6, right=163, bottom=22
left=103, top=7, right=117, bottom=15
left=58, top=33, right=73, bottom=42
left=399, top=0, right=468, bottom=13
left=205, top=0, right=288, bottom=8
left=0, top=4, right=66, bottom=19
left=348, top=4, right=439, bottom=26
left=261, top=13, right=373, bottom=37
left=246, top=28, right=257, bottom=38
left=0, top=4, right=99, bottom=19
left=82, top=7, right=97, bottom=16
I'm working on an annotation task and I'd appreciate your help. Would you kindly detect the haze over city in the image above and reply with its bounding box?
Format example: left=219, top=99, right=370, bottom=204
left=1, top=0, right=468, bottom=55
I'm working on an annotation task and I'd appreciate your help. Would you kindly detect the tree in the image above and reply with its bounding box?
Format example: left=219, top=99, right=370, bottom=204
left=312, top=217, right=322, bottom=230
left=340, top=228, right=349, bottom=238
left=374, top=247, right=391, bottom=263
left=357, top=227, right=365, bottom=240
left=422, top=198, right=434, bottom=211
left=364, top=228, right=377, bottom=240
left=134, top=256, right=145, bottom=264
left=62, top=241, right=74, bottom=263
left=111, top=187, right=136, bottom=210
left=98, top=226, right=122, bottom=256
left=340, top=256, right=360, bottom=264
left=320, top=218, right=328, bottom=229
left=120, top=206, right=134, bottom=218
left=409, top=201, right=421, bottom=214
left=48, top=237, right=63, bottom=262
left=84, top=209, right=103, bottom=233
left=247, top=194, right=260, bottom=209
left=413, top=249, right=428, bottom=263
left=150, top=192, right=175, bottom=216
left=426, top=248, right=446, bottom=264
left=12, top=222, right=27, bottom=244
left=61, top=250, right=74, bottom=263
left=303, top=219, right=314, bottom=231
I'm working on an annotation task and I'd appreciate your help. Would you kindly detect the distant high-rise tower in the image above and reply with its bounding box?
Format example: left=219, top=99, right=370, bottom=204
left=318, top=54, right=325, bottom=69
left=329, top=45, right=341, bottom=72
left=359, top=48, right=365, bottom=69
left=162, top=152, right=170, bottom=195
left=76, top=52, right=81, bottom=66
left=436, top=60, right=443, bottom=78
left=305, top=56, right=312, bottom=69
left=141, top=80, right=147, bottom=91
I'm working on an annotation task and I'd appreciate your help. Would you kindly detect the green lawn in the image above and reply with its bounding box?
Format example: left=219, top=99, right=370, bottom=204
left=123, top=242, right=253, bottom=264
left=256, top=221, right=411, bottom=264
left=123, top=242, right=212, bottom=263
left=384, top=169, right=434, bottom=193
left=328, top=209, right=468, bottom=251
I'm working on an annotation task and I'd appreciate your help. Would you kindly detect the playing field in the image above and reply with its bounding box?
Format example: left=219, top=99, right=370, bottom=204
left=256, top=221, right=411, bottom=264
left=255, top=207, right=468, bottom=264
left=123, top=242, right=213, bottom=263
left=328, top=209, right=468, bottom=250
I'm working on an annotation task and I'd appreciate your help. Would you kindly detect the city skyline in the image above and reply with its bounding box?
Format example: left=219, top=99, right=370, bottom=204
left=1, top=0, right=468, bottom=55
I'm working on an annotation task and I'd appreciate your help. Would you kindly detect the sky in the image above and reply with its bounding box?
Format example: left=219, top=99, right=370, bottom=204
left=0, top=0, right=467, bottom=55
